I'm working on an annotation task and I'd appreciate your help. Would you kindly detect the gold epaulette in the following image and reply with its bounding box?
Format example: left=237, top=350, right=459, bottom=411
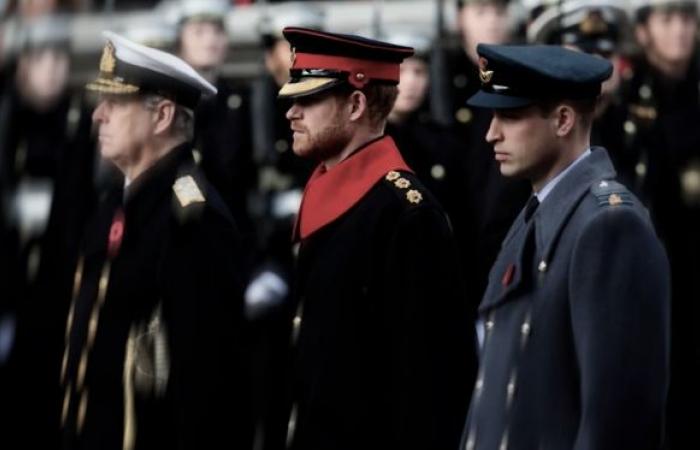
left=173, top=175, right=205, bottom=208
left=384, top=170, right=423, bottom=205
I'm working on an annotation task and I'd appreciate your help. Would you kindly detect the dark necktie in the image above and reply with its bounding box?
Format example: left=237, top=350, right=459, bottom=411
left=524, top=195, right=540, bottom=222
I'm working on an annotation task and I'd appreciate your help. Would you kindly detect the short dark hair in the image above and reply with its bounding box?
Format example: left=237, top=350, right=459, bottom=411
left=636, top=2, right=698, bottom=24
left=334, top=83, right=399, bottom=128
left=535, top=97, right=598, bottom=129
left=457, top=0, right=510, bottom=12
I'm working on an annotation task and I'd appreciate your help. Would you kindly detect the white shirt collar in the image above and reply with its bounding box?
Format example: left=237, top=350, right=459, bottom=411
left=535, top=148, right=592, bottom=203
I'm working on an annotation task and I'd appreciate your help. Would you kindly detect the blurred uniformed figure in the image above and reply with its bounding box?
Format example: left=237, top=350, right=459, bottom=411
left=624, top=1, right=700, bottom=447
left=60, top=32, right=250, bottom=450
left=122, top=17, right=177, bottom=52
left=527, top=1, right=631, bottom=181
left=175, top=0, right=256, bottom=239
left=279, top=27, right=476, bottom=450
left=461, top=43, right=670, bottom=450
left=383, top=30, right=473, bottom=259
left=0, top=15, right=97, bottom=448
left=446, top=0, right=531, bottom=306
left=248, top=4, right=324, bottom=311
left=245, top=8, right=326, bottom=450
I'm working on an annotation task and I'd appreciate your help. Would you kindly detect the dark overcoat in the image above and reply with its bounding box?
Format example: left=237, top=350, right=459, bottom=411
left=61, top=144, right=250, bottom=450
left=462, top=148, right=670, bottom=450
left=286, top=136, right=477, bottom=450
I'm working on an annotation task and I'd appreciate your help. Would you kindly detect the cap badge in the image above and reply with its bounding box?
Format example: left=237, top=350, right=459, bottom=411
left=580, top=11, right=608, bottom=35
left=100, top=41, right=117, bottom=74
left=478, top=57, right=493, bottom=84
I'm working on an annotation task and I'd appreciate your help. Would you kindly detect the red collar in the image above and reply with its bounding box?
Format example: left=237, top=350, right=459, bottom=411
left=293, top=136, right=411, bottom=241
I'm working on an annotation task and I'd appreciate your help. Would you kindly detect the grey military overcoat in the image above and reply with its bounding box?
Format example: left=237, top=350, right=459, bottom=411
left=462, top=147, right=670, bottom=450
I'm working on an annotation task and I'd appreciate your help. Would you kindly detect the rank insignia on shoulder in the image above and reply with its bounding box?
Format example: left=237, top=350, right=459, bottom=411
left=591, top=179, right=632, bottom=207
left=385, top=170, right=401, bottom=181
left=173, top=175, right=205, bottom=208
left=394, top=178, right=411, bottom=189
left=406, top=189, right=423, bottom=204
left=608, top=193, right=623, bottom=206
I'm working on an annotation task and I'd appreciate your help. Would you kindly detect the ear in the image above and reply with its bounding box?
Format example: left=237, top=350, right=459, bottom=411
left=152, top=100, right=177, bottom=136
left=347, top=90, right=368, bottom=123
left=553, top=104, right=576, bottom=137
left=635, top=24, right=650, bottom=48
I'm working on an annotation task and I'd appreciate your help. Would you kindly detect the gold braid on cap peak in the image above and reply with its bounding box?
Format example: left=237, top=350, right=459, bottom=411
left=100, top=41, right=117, bottom=74
left=86, top=40, right=140, bottom=95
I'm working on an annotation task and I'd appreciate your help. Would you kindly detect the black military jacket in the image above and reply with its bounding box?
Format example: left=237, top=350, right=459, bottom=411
left=462, top=148, right=670, bottom=450
left=444, top=48, right=531, bottom=305
left=286, top=136, right=476, bottom=450
left=61, top=144, right=249, bottom=450
left=194, top=78, right=256, bottom=237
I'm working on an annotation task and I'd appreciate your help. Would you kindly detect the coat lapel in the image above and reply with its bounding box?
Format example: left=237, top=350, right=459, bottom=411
left=478, top=147, right=617, bottom=314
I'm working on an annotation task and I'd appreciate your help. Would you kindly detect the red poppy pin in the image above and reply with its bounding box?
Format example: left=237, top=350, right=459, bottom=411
left=502, top=263, right=515, bottom=287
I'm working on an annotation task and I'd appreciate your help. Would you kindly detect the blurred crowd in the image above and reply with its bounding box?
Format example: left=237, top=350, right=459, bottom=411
left=0, top=0, right=698, bottom=449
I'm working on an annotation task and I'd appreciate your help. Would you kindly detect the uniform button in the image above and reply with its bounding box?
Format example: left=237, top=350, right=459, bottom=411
left=624, top=120, right=637, bottom=136
left=506, top=374, right=517, bottom=408
left=275, top=139, right=289, bottom=153
left=507, top=381, right=516, bottom=397
left=227, top=94, right=242, bottom=110
left=499, top=431, right=509, bottom=450
left=192, top=149, right=202, bottom=165
left=639, top=84, right=652, bottom=100
left=454, top=74, right=467, bottom=88
left=485, top=320, right=494, bottom=331
left=465, top=433, right=476, bottom=450
left=521, top=321, right=531, bottom=337
left=67, top=107, right=81, bottom=126
left=456, top=107, right=473, bottom=124
left=635, top=162, right=647, bottom=178
left=431, top=164, right=446, bottom=180
left=538, top=261, right=548, bottom=272
left=291, top=301, right=304, bottom=344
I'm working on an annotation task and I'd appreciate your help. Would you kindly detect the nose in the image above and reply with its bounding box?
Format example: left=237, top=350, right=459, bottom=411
left=92, top=100, right=107, bottom=124
left=485, top=114, right=502, bottom=145
left=286, top=102, right=301, bottom=121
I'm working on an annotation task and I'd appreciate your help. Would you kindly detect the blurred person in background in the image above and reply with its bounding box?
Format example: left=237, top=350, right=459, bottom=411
left=246, top=6, right=326, bottom=450
left=278, top=27, right=475, bottom=450
left=60, top=31, right=250, bottom=450
left=175, top=0, right=256, bottom=242
left=122, top=17, right=177, bottom=52
left=623, top=1, right=700, bottom=447
left=526, top=1, right=631, bottom=186
left=446, top=0, right=531, bottom=311
left=384, top=29, right=474, bottom=270
left=0, top=14, right=96, bottom=448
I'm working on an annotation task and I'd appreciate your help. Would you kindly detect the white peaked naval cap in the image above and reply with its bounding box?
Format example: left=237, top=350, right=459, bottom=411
left=86, top=31, right=217, bottom=109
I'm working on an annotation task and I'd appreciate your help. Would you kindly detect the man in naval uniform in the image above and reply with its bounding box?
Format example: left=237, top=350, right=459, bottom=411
left=278, top=27, right=477, bottom=450
left=460, top=44, right=670, bottom=450
left=60, top=32, right=249, bottom=450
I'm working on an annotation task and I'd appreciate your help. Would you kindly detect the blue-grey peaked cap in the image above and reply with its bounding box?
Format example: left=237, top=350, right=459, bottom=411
left=468, top=44, right=613, bottom=109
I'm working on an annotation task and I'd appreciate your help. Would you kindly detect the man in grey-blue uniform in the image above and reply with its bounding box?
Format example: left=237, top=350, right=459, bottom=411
left=460, top=44, right=671, bottom=450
